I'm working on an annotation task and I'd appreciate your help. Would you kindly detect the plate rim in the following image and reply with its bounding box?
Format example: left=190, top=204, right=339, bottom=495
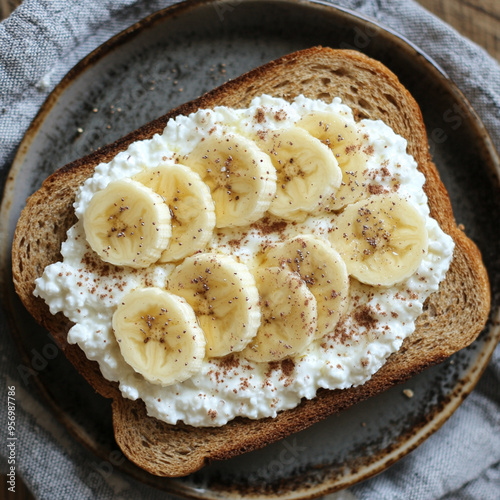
left=1, top=0, right=499, bottom=498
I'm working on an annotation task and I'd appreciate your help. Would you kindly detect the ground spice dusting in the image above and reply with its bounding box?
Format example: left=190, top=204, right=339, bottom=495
left=281, top=358, right=295, bottom=377
left=256, top=130, right=267, bottom=141
left=44, top=93, right=446, bottom=431
left=265, top=361, right=280, bottom=378
left=354, top=305, right=378, bottom=330
left=331, top=317, right=351, bottom=344
left=262, top=358, right=296, bottom=386
left=227, top=238, right=241, bottom=248
left=219, top=354, right=240, bottom=371
left=368, top=184, right=385, bottom=195
left=363, top=145, right=374, bottom=156
left=226, top=232, right=248, bottom=249
left=381, top=166, right=391, bottom=177
left=251, top=217, right=287, bottom=235
left=81, top=253, right=114, bottom=277
left=274, top=109, right=287, bottom=121
left=254, top=108, right=265, bottom=123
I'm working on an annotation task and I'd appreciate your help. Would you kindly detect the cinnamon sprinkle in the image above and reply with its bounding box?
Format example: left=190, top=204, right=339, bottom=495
left=354, top=305, right=378, bottom=330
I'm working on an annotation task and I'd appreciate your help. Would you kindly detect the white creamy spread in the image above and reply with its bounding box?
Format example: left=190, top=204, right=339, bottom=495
left=34, top=95, right=454, bottom=427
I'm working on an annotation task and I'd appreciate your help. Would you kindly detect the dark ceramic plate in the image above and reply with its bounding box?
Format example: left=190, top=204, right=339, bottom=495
left=1, top=1, right=499, bottom=498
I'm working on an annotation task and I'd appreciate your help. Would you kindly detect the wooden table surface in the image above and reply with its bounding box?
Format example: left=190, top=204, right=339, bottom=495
left=417, top=0, right=500, bottom=61
left=0, top=0, right=498, bottom=499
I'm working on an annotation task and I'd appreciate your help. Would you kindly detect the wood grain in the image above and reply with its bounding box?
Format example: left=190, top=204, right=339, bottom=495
left=0, top=0, right=20, bottom=20
left=417, top=0, right=500, bottom=61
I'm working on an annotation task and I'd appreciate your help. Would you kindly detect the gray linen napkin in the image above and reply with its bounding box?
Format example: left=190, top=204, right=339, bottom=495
left=1, top=1, right=499, bottom=499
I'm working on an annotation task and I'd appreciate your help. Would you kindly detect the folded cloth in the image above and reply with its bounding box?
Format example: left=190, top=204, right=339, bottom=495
left=1, top=1, right=499, bottom=499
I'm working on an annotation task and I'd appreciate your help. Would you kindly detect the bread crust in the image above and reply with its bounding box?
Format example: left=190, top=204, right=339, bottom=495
left=12, top=47, right=490, bottom=477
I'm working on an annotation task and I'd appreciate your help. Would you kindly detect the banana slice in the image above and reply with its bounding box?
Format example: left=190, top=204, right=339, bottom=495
left=265, top=235, right=349, bottom=338
left=330, top=194, right=428, bottom=286
left=112, top=287, right=206, bottom=386
left=183, top=133, right=277, bottom=228
left=133, top=163, right=216, bottom=262
left=242, top=267, right=317, bottom=363
left=257, top=127, right=341, bottom=220
left=298, top=112, right=369, bottom=210
left=83, top=178, right=171, bottom=268
left=168, top=253, right=261, bottom=358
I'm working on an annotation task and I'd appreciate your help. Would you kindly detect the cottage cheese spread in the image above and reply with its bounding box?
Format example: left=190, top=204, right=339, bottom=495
left=34, top=95, right=454, bottom=427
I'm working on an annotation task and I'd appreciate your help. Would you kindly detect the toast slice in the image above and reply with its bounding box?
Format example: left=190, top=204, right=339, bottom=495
left=12, top=47, right=490, bottom=477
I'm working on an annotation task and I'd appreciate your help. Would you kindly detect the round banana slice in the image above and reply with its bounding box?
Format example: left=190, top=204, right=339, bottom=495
left=168, top=253, right=261, bottom=358
left=83, top=178, right=172, bottom=268
left=242, top=267, right=317, bottom=363
left=133, top=163, right=216, bottom=262
left=112, top=287, right=206, bottom=386
left=298, top=112, right=369, bottom=210
left=265, top=235, right=349, bottom=338
left=183, top=133, right=277, bottom=228
left=257, top=127, right=341, bottom=220
left=330, top=194, right=428, bottom=286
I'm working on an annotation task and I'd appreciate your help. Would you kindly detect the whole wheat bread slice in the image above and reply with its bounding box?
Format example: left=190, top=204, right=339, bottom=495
left=12, top=47, right=490, bottom=477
